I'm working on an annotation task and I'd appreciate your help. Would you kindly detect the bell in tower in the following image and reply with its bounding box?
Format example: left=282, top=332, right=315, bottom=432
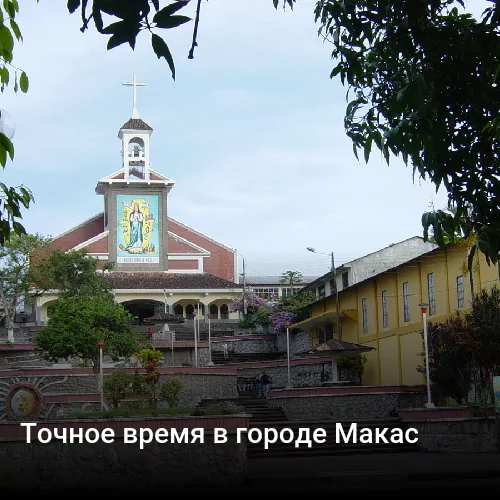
left=128, top=137, right=146, bottom=179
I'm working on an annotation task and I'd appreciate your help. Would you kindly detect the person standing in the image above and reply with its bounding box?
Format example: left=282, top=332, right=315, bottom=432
left=256, top=372, right=263, bottom=397
left=223, top=342, right=229, bottom=359
left=261, top=371, right=271, bottom=398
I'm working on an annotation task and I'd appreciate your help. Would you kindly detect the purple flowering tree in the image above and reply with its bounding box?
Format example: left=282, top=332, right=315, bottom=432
left=229, top=292, right=270, bottom=314
left=270, top=311, right=294, bottom=333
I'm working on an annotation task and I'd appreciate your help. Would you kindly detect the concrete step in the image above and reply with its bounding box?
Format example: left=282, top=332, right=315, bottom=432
left=246, top=417, right=417, bottom=458
left=7, top=359, right=50, bottom=367
left=5, top=353, right=42, bottom=362
left=247, top=445, right=419, bottom=459
left=7, top=364, right=50, bottom=370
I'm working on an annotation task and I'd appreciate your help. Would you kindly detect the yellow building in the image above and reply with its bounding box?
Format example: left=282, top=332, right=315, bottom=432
left=293, top=242, right=500, bottom=386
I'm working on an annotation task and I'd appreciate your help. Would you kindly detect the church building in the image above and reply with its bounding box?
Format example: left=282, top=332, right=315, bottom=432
left=35, top=75, right=242, bottom=326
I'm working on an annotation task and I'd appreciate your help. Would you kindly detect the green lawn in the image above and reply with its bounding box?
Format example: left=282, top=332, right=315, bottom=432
left=67, top=407, right=194, bottom=419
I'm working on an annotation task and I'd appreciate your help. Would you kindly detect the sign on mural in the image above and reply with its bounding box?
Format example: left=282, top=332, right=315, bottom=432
left=116, top=194, right=159, bottom=264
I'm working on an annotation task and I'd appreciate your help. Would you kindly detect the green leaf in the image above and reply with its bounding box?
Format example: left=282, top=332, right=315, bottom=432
left=19, top=71, right=28, bottom=93
left=151, top=33, right=175, bottom=80
left=0, top=133, right=14, bottom=162
left=3, top=0, right=15, bottom=18
left=67, top=0, right=80, bottom=14
left=9, top=19, right=21, bottom=41
left=103, top=20, right=140, bottom=50
left=0, top=140, right=7, bottom=167
left=363, top=136, right=372, bottom=163
left=0, top=66, right=9, bottom=85
left=153, top=1, right=189, bottom=22
left=0, top=25, right=14, bottom=62
left=154, top=14, right=191, bottom=29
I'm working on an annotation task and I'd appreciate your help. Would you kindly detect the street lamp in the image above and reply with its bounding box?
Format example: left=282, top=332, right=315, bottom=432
left=307, top=246, right=341, bottom=338
left=0, top=109, right=15, bottom=140
left=285, top=324, right=292, bottom=389
left=193, top=312, right=198, bottom=367
left=97, top=340, right=104, bottom=411
left=207, top=314, right=214, bottom=366
left=419, top=303, right=435, bottom=408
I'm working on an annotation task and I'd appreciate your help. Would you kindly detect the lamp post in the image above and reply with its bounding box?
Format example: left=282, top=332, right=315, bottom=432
left=197, top=301, right=201, bottom=341
left=285, top=324, right=292, bottom=389
left=207, top=314, right=214, bottom=366
left=98, top=340, right=104, bottom=411
left=307, top=247, right=341, bottom=338
left=0, top=109, right=16, bottom=140
left=419, top=303, right=435, bottom=408
left=193, top=312, right=198, bottom=367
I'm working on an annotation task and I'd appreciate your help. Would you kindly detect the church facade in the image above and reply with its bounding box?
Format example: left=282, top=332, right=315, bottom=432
left=35, top=77, right=242, bottom=326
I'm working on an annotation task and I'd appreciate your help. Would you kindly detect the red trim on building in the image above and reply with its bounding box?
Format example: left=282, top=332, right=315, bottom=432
left=267, top=385, right=426, bottom=398
left=0, top=415, right=250, bottom=439
left=0, top=366, right=238, bottom=377
left=224, top=357, right=328, bottom=369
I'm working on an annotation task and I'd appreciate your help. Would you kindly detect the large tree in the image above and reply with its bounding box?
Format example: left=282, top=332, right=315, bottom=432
left=0, top=1, right=33, bottom=245
left=5, top=0, right=500, bottom=270
left=30, top=247, right=113, bottom=299
left=35, top=293, right=143, bottom=371
left=33, top=248, right=144, bottom=370
left=0, top=233, right=48, bottom=341
left=310, top=0, right=500, bottom=267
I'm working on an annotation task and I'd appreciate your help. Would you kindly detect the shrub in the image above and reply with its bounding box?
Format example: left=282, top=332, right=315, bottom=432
left=103, top=369, right=133, bottom=409
left=131, top=370, right=146, bottom=394
left=159, top=378, right=182, bottom=407
left=337, top=354, right=367, bottom=385
left=196, top=401, right=244, bottom=416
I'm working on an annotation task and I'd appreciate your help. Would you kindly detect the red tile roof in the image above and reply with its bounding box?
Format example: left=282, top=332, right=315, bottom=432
left=120, top=118, right=153, bottom=131
left=107, top=272, right=241, bottom=290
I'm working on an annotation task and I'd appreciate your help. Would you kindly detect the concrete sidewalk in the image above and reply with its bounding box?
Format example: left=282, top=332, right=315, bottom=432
left=247, top=452, right=500, bottom=484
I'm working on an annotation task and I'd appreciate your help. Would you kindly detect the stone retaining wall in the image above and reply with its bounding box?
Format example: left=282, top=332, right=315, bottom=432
left=0, top=418, right=247, bottom=489
left=0, top=369, right=238, bottom=417
left=212, top=338, right=277, bottom=355
left=237, top=361, right=329, bottom=387
left=402, top=418, right=497, bottom=452
left=268, top=387, right=426, bottom=420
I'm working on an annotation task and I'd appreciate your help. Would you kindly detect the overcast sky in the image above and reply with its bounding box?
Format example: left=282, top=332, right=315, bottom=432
left=1, top=1, right=486, bottom=276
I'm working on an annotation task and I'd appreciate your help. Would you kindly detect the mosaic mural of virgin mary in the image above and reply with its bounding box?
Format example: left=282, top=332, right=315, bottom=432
left=117, top=194, right=160, bottom=263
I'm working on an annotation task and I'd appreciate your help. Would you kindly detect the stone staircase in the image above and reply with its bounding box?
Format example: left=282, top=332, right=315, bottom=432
left=247, top=417, right=420, bottom=459
left=195, top=393, right=419, bottom=459
left=196, top=392, right=288, bottom=423
left=4, top=352, right=51, bottom=369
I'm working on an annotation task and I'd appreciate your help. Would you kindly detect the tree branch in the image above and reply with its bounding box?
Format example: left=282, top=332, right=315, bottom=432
left=188, top=0, right=202, bottom=60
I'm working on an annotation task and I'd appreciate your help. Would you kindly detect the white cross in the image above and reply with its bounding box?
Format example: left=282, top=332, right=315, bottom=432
left=122, top=73, right=147, bottom=119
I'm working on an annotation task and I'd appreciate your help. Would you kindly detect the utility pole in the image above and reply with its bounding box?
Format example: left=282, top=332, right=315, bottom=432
left=242, top=258, right=247, bottom=321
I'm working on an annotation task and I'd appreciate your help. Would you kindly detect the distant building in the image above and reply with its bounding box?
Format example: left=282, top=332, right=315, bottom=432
left=241, top=275, right=320, bottom=300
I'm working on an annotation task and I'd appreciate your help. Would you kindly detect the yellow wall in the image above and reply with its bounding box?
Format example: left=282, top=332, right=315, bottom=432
left=307, top=244, right=500, bottom=387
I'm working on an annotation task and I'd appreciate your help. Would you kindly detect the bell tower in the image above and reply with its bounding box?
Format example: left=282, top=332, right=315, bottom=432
left=95, top=74, right=175, bottom=272
left=119, top=74, right=152, bottom=181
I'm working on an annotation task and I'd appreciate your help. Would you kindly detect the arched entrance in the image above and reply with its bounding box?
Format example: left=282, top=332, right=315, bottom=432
left=121, top=299, right=164, bottom=325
